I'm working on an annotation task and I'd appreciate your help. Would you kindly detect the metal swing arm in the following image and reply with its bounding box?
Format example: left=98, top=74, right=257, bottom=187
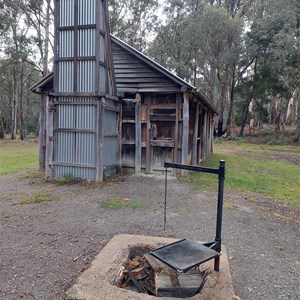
left=164, top=160, right=225, bottom=271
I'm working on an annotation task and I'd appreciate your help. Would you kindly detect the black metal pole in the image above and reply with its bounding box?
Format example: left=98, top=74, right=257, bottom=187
left=214, top=160, right=225, bottom=271
left=164, top=167, right=168, bottom=230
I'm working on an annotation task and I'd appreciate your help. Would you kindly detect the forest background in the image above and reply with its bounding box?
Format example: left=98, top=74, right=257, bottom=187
left=0, top=0, right=299, bottom=142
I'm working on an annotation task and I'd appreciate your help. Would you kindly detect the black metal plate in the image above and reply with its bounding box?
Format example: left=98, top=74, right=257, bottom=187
left=149, top=239, right=220, bottom=273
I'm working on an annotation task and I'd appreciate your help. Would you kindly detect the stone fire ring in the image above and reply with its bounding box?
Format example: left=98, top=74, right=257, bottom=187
left=65, top=234, right=234, bottom=300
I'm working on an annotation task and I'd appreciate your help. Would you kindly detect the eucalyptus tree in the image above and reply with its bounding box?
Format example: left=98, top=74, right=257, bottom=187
left=109, top=0, right=159, bottom=51
left=21, top=0, right=54, bottom=169
left=244, top=0, right=300, bottom=137
left=0, top=0, right=32, bottom=139
left=149, top=0, right=247, bottom=137
left=0, top=0, right=51, bottom=145
left=8, top=0, right=54, bottom=168
left=148, top=0, right=197, bottom=80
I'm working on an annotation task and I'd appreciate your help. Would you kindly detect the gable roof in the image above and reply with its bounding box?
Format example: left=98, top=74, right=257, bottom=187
left=111, top=35, right=195, bottom=91
left=30, top=34, right=217, bottom=114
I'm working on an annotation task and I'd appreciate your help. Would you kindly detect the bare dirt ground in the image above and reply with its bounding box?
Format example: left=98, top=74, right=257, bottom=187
left=0, top=166, right=299, bottom=299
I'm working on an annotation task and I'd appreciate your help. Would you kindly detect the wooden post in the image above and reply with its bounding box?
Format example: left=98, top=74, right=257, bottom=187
left=38, top=93, right=46, bottom=170
left=211, top=116, right=214, bottom=154
left=96, top=97, right=105, bottom=182
left=172, top=93, right=181, bottom=176
left=192, top=101, right=200, bottom=165
left=181, top=92, right=189, bottom=165
left=198, top=106, right=203, bottom=162
left=135, top=93, right=141, bottom=173
left=146, top=95, right=151, bottom=173
left=202, top=110, right=207, bottom=161
left=45, top=95, right=54, bottom=178
left=117, top=101, right=123, bottom=173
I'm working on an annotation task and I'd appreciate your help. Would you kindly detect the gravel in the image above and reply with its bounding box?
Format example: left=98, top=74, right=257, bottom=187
left=0, top=171, right=299, bottom=300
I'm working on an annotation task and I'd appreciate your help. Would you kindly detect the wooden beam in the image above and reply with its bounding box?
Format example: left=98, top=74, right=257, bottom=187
left=181, top=92, right=189, bottom=165
left=95, top=0, right=100, bottom=93
left=45, top=96, right=54, bottom=178
left=150, top=115, right=176, bottom=122
left=135, top=93, right=142, bottom=173
left=202, top=110, right=207, bottom=161
left=96, top=98, right=104, bottom=182
left=117, top=101, right=122, bottom=173
left=53, top=162, right=96, bottom=168
left=198, top=106, right=203, bottom=162
left=172, top=93, right=181, bottom=176
left=150, top=139, right=175, bottom=147
left=146, top=95, right=151, bottom=173
left=192, top=102, right=200, bottom=165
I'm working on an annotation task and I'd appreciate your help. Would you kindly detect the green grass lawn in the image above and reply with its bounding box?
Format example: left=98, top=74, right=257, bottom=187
left=0, top=141, right=38, bottom=175
left=186, top=142, right=300, bottom=207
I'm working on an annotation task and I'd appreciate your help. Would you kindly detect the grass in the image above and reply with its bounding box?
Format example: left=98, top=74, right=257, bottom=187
left=56, top=175, right=83, bottom=185
left=19, top=190, right=58, bottom=205
left=100, top=197, right=143, bottom=209
left=226, top=125, right=298, bottom=145
left=186, top=142, right=300, bottom=207
left=0, top=140, right=38, bottom=175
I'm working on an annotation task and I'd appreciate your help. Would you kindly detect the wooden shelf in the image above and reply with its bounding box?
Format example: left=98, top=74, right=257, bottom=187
left=122, top=141, right=135, bottom=145
left=151, top=139, right=175, bottom=147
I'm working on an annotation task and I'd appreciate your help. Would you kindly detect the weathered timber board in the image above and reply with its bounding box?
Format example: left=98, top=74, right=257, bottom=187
left=155, top=272, right=204, bottom=298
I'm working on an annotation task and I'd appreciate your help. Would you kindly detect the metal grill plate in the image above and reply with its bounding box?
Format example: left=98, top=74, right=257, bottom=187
left=149, top=239, right=220, bottom=273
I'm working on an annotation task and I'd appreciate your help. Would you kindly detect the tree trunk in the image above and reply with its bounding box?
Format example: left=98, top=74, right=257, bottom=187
left=294, top=90, right=300, bottom=142
left=19, top=61, right=25, bottom=140
left=11, top=67, right=18, bottom=140
left=225, top=69, right=236, bottom=137
left=0, top=115, right=4, bottom=139
left=273, top=96, right=283, bottom=136
left=38, top=0, right=51, bottom=170
left=207, top=65, right=216, bottom=103
left=217, top=75, right=228, bottom=137
left=239, top=98, right=252, bottom=137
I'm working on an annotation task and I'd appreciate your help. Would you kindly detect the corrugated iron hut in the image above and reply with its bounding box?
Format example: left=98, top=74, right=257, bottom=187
left=31, top=2, right=217, bottom=181
left=49, top=0, right=120, bottom=181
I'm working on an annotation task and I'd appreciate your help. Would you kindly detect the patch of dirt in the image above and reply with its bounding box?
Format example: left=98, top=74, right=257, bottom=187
left=0, top=171, right=299, bottom=300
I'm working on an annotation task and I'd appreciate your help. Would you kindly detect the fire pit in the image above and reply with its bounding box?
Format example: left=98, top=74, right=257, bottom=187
left=65, top=162, right=229, bottom=299
left=64, top=234, right=234, bottom=300
left=115, top=244, right=210, bottom=298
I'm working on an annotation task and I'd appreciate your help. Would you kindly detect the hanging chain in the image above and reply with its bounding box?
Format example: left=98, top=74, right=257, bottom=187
left=164, top=167, right=168, bottom=230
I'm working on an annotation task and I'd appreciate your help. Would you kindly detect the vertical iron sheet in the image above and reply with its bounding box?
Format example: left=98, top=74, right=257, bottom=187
left=78, top=29, right=96, bottom=57
left=103, top=109, right=117, bottom=134
left=58, top=61, right=74, bottom=92
left=59, top=0, right=74, bottom=27
left=103, top=107, right=118, bottom=167
left=53, top=97, right=97, bottom=180
left=99, top=65, right=106, bottom=93
left=77, top=61, right=96, bottom=92
left=54, top=166, right=96, bottom=181
left=78, top=0, right=96, bottom=25
left=99, top=1, right=103, bottom=31
left=59, top=30, right=74, bottom=57
left=99, top=35, right=105, bottom=62
left=103, top=137, right=117, bottom=167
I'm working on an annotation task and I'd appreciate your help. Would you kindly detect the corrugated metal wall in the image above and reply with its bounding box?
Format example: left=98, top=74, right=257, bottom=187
left=103, top=99, right=119, bottom=169
left=53, top=97, right=97, bottom=180
left=78, top=0, right=96, bottom=25
left=53, top=0, right=119, bottom=181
